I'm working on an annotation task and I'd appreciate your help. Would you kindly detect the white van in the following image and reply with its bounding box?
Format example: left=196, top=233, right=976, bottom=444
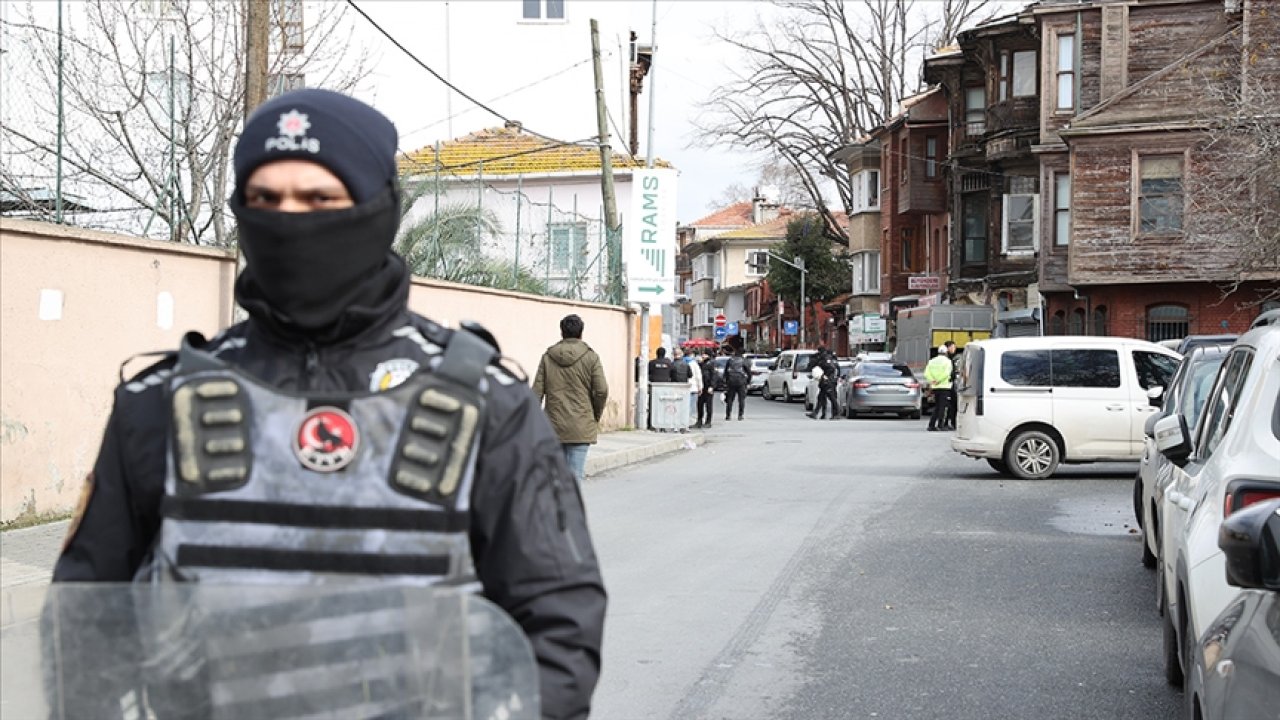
left=763, top=350, right=818, bottom=403
left=951, top=336, right=1181, bottom=479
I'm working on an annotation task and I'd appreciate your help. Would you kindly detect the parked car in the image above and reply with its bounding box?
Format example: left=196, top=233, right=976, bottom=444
left=1154, top=324, right=1280, bottom=688
left=747, top=358, right=775, bottom=395
left=1174, top=334, right=1238, bottom=355
left=1185, top=498, right=1280, bottom=720
left=838, top=361, right=922, bottom=419
left=804, top=360, right=853, bottom=411
left=951, top=336, right=1180, bottom=480
left=1135, top=344, right=1231, bottom=569
left=763, top=349, right=817, bottom=403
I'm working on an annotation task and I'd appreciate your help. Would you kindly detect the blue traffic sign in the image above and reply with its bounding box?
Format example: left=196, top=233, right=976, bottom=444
left=725, top=321, right=739, bottom=336
left=714, top=326, right=728, bottom=340
left=783, top=320, right=799, bottom=336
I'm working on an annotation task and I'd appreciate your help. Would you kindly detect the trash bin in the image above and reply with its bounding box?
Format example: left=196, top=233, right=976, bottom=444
left=649, top=382, right=690, bottom=431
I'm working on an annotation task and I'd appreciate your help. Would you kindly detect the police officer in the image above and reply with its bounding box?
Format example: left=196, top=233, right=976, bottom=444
left=51, top=89, right=606, bottom=720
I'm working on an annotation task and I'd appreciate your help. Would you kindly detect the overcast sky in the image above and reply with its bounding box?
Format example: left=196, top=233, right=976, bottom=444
left=348, top=1, right=782, bottom=224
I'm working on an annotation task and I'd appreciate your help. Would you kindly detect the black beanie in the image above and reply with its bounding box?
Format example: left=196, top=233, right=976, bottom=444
left=233, top=89, right=398, bottom=203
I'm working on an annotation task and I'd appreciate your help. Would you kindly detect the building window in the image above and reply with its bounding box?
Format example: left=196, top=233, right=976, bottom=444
left=963, top=195, right=987, bottom=264
left=965, top=87, right=986, bottom=136
left=901, top=228, right=914, bottom=271
left=851, top=170, right=880, bottom=214
left=1137, top=154, right=1184, bottom=234
left=1050, top=310, right=1066, bottom=336
left=1069, top=308, right=1085, bottom=335
left=852, top=251, right=881, bottom=295
left=1056, top=34, right=1075, bottom=111
left=1147, top=304, right=1189, bottom=342
left=899, top=137, right=909, bottom=184
left=276, top=0, right=304, bottom=53
left=695, top=301, right=715, bottom=327
left=925, top=137, right=939, bottom=178
left=1000, top=50, right=1037, bottom=100
left=1092, top=305, right=1108, bottom=336
left=548, top=222, right=588, bottom=276
left=746, top=250, right=769, bottom=277
left=1002, top=193, right=1039, bottom=253
left=692, top=253, right=718, bottom=282
left=1054, top=172, right=1071, bottom=246
left=523, top=0, right=565, bottom=20
left=268, top=73, right=305, bottom=98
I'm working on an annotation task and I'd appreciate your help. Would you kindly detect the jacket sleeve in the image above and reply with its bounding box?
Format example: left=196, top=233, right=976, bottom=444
left=53, top=393, right=156, bottom=582
left=470, top=384, right=607, bottom=720
left=589, top=354, right=608, bottom=422
left=532, top=355, right=548, bottom=402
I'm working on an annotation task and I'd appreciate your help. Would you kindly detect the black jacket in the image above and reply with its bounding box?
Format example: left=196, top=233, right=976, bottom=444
left=699, top=359, right=717, bottom=392
left=670, top=358, right=690, bottom=383
left=53, top=290, right=607, bottom=719
left=647, top=357, right=673, bottom=382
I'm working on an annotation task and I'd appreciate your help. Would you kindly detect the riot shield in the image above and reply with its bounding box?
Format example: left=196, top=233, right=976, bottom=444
left=1, top=583, right=539, bottom=720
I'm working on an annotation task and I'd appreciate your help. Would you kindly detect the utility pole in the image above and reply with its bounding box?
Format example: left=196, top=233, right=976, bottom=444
left=244, top=0, right=270, bottom=119
left=767, top=252, right=807, bottom=347
left=590, top=19, right=621, bottom=304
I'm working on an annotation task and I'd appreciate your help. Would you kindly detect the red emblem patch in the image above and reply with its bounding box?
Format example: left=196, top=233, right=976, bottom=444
left=294, top=407, right=359, bottom=472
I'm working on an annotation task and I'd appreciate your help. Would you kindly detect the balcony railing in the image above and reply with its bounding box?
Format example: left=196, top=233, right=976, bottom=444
left=986, top=98, right=1038, bottom=136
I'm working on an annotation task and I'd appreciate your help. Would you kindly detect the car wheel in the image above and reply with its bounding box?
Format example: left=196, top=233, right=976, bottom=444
left=986, top=458, right=1010, bottom=475
left=762, top=383, right=774, bottom=401
left=1163, top=593, right=1184, bottom=687
left=783, top=385, right=794, bottom=403
left=1004, top=429, right=1060, bottom=480
left=910, top=410, right=922, bottom=420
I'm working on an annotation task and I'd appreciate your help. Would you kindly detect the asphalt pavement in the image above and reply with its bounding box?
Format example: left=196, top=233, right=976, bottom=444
left=587, top=393, right=1182, bottom=720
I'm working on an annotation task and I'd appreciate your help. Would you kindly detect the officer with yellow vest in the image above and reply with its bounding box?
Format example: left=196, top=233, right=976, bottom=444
left=925, top=343, right=956, bottom=431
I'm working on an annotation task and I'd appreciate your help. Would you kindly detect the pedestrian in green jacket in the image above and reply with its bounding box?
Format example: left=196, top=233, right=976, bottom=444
left=533, top=314, right=609, bottom=482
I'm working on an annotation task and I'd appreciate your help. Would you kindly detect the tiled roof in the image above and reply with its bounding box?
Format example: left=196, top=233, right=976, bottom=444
left=399, top=126, right=672, bottom=177
left=689, top=201, right=756, bottom=228
left=715, top=211, right=796, bottom=240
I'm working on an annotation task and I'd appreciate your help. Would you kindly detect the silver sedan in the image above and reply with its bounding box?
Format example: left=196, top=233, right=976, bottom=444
left=837, top=361, right=922, bottom=419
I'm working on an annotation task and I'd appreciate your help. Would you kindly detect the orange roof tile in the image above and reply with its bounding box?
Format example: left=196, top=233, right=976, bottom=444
left=399, top=126, right=672, bottom=177
left=689, top=201, right=756, bottom=229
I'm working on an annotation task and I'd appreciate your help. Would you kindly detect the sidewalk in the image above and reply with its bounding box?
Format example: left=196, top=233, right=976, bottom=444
left=0, top=429, right=703, bottom=593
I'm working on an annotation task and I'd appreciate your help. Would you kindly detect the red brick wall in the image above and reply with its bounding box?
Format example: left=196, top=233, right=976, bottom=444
left=1044, top=281, right=1272, bottom=339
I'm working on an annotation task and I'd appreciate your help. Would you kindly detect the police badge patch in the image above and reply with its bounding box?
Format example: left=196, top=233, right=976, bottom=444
left=295, top=407, right=359, bottom=472
left=369, top=358, right=419, bottom=391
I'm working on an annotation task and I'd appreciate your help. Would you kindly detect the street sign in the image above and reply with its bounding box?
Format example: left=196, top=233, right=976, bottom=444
left=864, top=315, right=886, bottom=333
left=725, top=321, right=739, bottom=335
left=714, top=314, right=726, bottom=327
left=714, top=327, right=728, bottom=340
left=908, top=275, right=943, bottom=291
left=783, top=320, right=799, bottom=336
left=624, top=169, right=679, bottom=305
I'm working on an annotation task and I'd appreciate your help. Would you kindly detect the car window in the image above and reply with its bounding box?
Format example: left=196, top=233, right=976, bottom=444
left=795, top=354, right=814, bottom=371
left=1197, top=349, right=1254, bottom=460
left=779, top=355, right=792, bottom=370
left=860, top=363, right=912, bottom=377
left=1001, top=350, right=1051, bottom=386
left=1051, top=349, right=1121, bottom=388
left=1133, top=351, right=1180, bottom=390
left=1182, top=356, right=1227, bottom=432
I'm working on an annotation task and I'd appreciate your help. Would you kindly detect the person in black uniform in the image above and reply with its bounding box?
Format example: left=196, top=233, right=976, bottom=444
left=808, top=348, right=840, bottom=420
left=50, top=89, right=605, bottom=720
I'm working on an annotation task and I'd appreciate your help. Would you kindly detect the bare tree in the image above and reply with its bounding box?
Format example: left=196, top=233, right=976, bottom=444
left=709, top=154, right=813, bottom=211
left=1186, top=54, right=1280, bottom=306
left=0, top=0, right=371, bottom=246
left=695, top=0, right=993, bottom=241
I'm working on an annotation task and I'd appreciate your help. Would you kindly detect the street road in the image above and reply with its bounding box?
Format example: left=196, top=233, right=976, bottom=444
left=587, top=394, right=1180, bottom=720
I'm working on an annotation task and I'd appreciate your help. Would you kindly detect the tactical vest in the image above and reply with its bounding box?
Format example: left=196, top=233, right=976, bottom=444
left=140, top=329, right=494, bottom=587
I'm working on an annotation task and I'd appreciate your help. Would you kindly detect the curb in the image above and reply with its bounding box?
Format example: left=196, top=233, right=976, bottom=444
left=585, top=433, right=705, bottom=478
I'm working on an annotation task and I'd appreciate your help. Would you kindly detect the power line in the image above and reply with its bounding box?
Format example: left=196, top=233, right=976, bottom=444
left=400, top=54, right=603, bottom=144
left=345, top=0, right=590, bottom=150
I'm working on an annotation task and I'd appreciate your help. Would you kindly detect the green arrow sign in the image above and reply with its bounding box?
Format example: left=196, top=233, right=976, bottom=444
left=636, top=285, right=666, bottom=295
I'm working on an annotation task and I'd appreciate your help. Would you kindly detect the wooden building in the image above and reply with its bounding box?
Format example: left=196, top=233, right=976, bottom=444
left=1033, top=0, right=1279, bottom=338
left=924, top=16, right=1044, bottom=337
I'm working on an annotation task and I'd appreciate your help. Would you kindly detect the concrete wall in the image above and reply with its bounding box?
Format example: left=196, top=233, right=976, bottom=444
left=0, top=219, right=633, bottom=523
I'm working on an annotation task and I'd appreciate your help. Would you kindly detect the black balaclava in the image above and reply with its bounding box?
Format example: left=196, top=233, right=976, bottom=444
left=229, top=89, right=406, bottom=344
